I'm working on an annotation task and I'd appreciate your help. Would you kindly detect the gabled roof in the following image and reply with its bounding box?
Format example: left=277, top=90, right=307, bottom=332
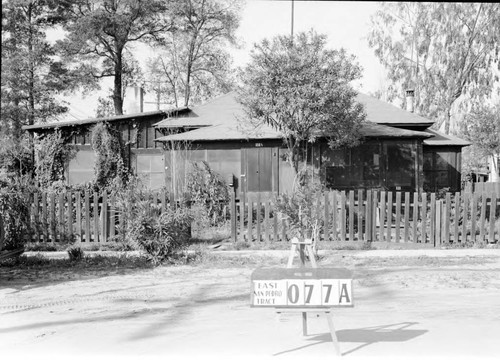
left=356, top=93, right=434, bottom=127
left=423, top=129, right=471, bottom=147
left=155, top=91, right=435, bottom=131
left=359, top=122, right=432, bottom=139
left=155, top=92, right=244, bottom=129
left=155, top=91, right=435, bottom=142
left=156, top=122, right=282, bottom=142
left=156, top=121, right=432, bottom=143
left=23, top=107, right=189, bottom=131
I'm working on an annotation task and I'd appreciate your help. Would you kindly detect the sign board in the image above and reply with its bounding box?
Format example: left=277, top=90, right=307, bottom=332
left=251, top=268, right=353, bottom=308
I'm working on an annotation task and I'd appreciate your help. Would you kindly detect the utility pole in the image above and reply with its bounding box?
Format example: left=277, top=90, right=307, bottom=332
left=291, top=0, right=294, bottom=38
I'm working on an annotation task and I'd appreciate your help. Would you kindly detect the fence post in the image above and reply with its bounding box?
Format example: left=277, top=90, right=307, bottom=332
left=85, top=190, right=90, bottom=242
left=489, top=193, right=497, bottom=244
left=0, top=211, right=4, bottom=249
left=395, top=191, right=401, bottom=243
left=366, top=190, right=372, bottom=242
left=403, top=192, right=410, bottom=243
left=101, top=191, right=108, bottom=242
left=357, top=190, right=363, bottom=241
left=453, top=192, right=460, bottom=243
left=93, top=192, right=99, bottom=242
left=435, top=199, right=442, bottom=247
left=429, top=193, right=436, bottom=245
left=479, top=192, right=488, bottom=244
left=379, top=191, right=386, bottom=242
left=462, top=192, right=468, bottom=243
left=230, top=190, right=236, bottom=242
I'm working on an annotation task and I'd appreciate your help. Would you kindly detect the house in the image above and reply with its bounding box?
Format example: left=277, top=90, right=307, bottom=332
left=155, top=91, right=470, bottom=197
left=22, top=87, right=470, bottom=195
left=23, top=87, right=189, bottom=189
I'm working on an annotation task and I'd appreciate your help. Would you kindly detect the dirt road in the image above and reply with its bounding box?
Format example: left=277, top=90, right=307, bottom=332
left=1, top=249, right=499, bottom=359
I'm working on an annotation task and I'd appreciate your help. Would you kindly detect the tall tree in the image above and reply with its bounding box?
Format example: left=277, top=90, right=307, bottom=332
left=238, top=31, right=365, bottom=175
left=368, top=3, right=500, bottom=134
left=1, top=0, right=73, bottom=139
left=56, top=0, right=176, bottom=115
left=460, top=103, right=500, bottom=182
left=145, top=0, right=241, bottom=107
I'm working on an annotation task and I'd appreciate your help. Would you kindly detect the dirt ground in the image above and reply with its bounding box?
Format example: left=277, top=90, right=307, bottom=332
left=1, top=249, right=500, bottom=360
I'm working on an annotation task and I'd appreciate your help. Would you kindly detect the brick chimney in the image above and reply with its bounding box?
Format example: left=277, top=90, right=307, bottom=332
left=405, top=89, right=415, bottom=113
left=124, top=85, right=144, bottom=114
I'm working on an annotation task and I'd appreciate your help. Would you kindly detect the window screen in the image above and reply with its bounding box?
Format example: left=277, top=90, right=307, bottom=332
left=325, top=143, right=381, bottom=189
left=134, top=154, right=165, bottom=189
left=67, top=150, right=96, bottom=185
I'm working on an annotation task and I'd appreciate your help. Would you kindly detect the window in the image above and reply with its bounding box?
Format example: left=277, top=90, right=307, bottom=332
left=134, top=154, right=165, bottom=189
left=423, top=151, right=453, bottom=192
left=325, top=143, right=381, bottom=189
left=67, top=150, right=96, bottom=185
left=385, top=143, right=414, bottom=190
left=208, top=149, right=241, bottom=184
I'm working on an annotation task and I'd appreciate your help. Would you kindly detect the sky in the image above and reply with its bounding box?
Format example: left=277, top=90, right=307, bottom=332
left=61, top=0, right=387, bottom=119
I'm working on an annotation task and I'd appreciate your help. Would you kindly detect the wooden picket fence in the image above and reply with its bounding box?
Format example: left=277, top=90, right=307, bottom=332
left=230, top=190, right=500, bottom=246
left=0, top=190, right=175, bottom=244
left=1, top=189, right=499, bottom=247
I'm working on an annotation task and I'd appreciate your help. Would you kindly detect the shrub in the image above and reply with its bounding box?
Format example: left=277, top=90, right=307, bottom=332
left=186, top=161, right=230, bottom=226
left=67, top=247, right=85, bottom=261
left=129, top=205, right=193, bottom=265
left=274, top=172, right=325, bottom=241
left=34, top=130, right=75, bottom=188
left=0, top=181, right=32, bottom=251
left=91, top=122, right=130, bottom=190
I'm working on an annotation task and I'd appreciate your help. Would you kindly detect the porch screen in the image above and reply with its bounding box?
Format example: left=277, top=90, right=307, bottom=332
left=325, top=143, right=380, bottom=189
left=423, top=151, right=452, bottom=191
left=385, top=143, right=415, bottom=190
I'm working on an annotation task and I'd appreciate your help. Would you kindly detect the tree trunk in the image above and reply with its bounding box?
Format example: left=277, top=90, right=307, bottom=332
left=27, top=3, right=35, bottom=171
left=444, top=106, right=452, bottom=135
left=489, top=153, right=500, bottom=183
left=184, top=62, right=192, bottom=107
left=113, top=50, right=124, bottom=115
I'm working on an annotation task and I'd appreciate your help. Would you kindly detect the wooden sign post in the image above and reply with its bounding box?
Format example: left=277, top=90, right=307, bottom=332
left=251, top=238, right=353, bottom=356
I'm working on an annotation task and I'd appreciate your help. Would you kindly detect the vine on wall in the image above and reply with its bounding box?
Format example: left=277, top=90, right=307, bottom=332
left=91, top=122, right=130, bottom=189
left=34, top=130, right=75, bottom=188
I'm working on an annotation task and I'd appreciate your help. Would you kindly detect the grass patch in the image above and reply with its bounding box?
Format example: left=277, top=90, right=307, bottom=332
left=0, top=252, right=152, bottom=270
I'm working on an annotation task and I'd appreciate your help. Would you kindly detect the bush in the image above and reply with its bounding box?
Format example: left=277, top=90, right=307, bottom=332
left=129, top=205, right=193, bottom=265
left=67, top=247, right=85, bottom=261
left=186, top=161, right=230, bottom=226
left=274, top=172, right=325, bottom=241
left=0, top=180, right=32, bottom=251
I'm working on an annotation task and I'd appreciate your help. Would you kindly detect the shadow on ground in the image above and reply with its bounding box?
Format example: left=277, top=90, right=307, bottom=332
left=274, top=322, right=427, bottom=357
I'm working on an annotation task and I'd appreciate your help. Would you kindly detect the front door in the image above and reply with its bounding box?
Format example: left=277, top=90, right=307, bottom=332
left=246, top=147, right=273, bottom=193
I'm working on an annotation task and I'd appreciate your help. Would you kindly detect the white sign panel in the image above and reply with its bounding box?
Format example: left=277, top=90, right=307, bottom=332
left=252, top=279, right=353, bottom=307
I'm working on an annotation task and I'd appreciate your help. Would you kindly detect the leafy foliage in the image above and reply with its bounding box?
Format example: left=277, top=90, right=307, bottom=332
left=460, top=103, right=500, bottom=158
left=95, top=96, right=115, bottom=118
left=274, top=175, right=326, bottom=241
left=56, top=0, right=175, bottom=114
left=67, top=247, right=85, bottom=262
left=131, top=206, right=193, bottom=265
left=145, top=0, right=241, bottom=107
left=91, top=122, right=130, bottom=190
left=367, top=3, right=500, bottom=134
left=186, top=161, right=230, bottom=226
left=238, top=30, right=365, bottom=176
left=110, top=180, right=193, bottom=265
left=0, top=180, right=32, bottom=250
left=459, top=102, right=500, bottom=181
left=1, top=0, right=78, bottom=140
left=34, top=130, right=75, bottom=188
left=0, top=134, right=34, bottom=181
